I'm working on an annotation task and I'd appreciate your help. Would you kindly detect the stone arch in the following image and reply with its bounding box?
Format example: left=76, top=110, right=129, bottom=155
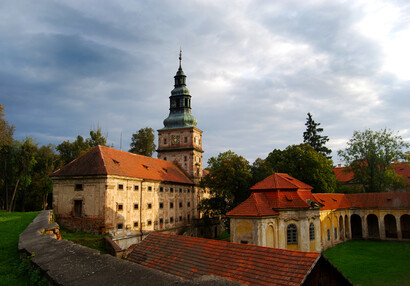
left=401, top=214, right=410, bottom=239
left=366, top=214, right=380, bottom=239
left=266, top=225, right=274, bottom=248
left=351, top=214, right=362, bottom=239
left=384, top=214, right=398, bottom=238
left=339, top=216, right=344, bottom=241
left=344, top=215, right=349, bottom=239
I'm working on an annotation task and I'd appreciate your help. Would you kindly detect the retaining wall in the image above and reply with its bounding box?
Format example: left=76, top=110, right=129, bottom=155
left=18, top=210, right=239, bottom=286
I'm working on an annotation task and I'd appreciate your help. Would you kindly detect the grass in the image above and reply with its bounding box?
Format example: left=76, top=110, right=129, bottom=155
left=59, top=227, right=108, bottom=254
left=0, top=210, right=40, bottom=285
left=323, top=240, right=410, bottom=286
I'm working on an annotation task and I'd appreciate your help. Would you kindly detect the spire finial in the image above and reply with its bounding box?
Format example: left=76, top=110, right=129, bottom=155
left=179, top=48, right=182, bottom=69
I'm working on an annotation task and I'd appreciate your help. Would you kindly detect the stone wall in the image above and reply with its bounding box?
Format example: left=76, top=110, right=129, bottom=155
left=18, top=210, right=239, bottom=286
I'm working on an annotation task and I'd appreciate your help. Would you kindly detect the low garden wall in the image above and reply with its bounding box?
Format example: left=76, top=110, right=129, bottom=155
left=18, top=210, right=239, bottom=286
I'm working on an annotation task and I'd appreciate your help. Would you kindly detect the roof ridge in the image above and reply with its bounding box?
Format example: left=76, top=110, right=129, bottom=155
left=98, top=145, right=109, bottom=175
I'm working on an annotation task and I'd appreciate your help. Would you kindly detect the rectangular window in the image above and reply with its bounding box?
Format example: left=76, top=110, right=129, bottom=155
left=118, top=184, right=124, bottom=190
left=187, top=214, right=190, bottom=222
left=148, top=186, right=152, bottom=191
left=117, top=204, right=123, bottom=211
left=163, top=157, right=167, bottom=161
left=187, top=189, right=190, bottom=193
left=179, top=202, right=183, bottom=208
left=134, top=221, right=138, bottom=227
left=75, top=184, right=83, bottom=191
left=74, top=200, right=82, bottom=217
left=134, top=203, right=139, bottom=210
left=134, top=185, right=139, bottom=191
left=179, top=188, right=182, bottom=193
left=170, top=188, right=174, bottom=193
left=240, top=240, right=248, bottom=244
left=160, top=218, right=163, bottom=224
left=187, top=202, right=191, bottom=207
left=327, top=229, right=330, bottom=241
left=164, top=138, right=167, bottom=144
left=170, top=202, right=174, bottom=208
left=117, top=223, right=123, bottom=230
left=334, top=227, right=338, bottom=239
left=159, top=202, right=164, bottom=209
left=170, top=217, right=174, bottom=223
left=184, top=156, right=187, bottom=161
left=160, top=187, right=164, bottom=192
left=148, top=203, right=152, bottom=209
left=179, top=216, right=183, bottom=222
left=147, top=220, right=152, bottom=226
left=184, top=137, right=188, bottom=143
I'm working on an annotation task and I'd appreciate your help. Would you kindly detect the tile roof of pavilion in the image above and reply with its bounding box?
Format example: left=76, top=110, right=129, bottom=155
left=228, top=173, right=410, bottom=216
left=227, top=174, right=320, bottom=217
left=127, top=232, right=321, bottom=286
left=50, top=145, right=193, bottom=185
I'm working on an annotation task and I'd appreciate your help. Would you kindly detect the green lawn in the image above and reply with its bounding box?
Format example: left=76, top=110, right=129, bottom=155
left=323, top=240, right=410, bottom=286
left=0, top=211, right=40, bottom=285
left=59, top=227, right=108, bottom=254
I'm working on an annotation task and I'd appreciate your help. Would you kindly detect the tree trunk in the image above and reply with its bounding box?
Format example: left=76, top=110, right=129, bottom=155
left=8, top=178, right=19, bottom=213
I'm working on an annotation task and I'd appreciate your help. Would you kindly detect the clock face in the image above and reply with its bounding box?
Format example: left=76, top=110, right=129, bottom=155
left=171, top=135, right=180, bottom=145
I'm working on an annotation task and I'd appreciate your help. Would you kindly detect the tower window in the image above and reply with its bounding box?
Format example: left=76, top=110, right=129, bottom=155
left=159, top=202, right=164, bottom=209
left=287, top=224, right=297, bottom=244
left=179, top=202, right=183, bottom=208
left=170, top=202, right=174, bottom=208
left=309, top=223, right=315, bottom=240
left=134, top=221, right=138, bottom=227
left=117, top=223, right=123, bottom=230
left=134, top=203, right=139, bottom=210
left=185, top=98, right=188, bottom=107
left=118, top=184, right=124, bottom=190
left=148, top=186, right=152, bottom=191
left=117, top=204, right=123, bottom=211
left=148, top=203, right=152, bottom=209
left=134, top=185, right=139, bottom=191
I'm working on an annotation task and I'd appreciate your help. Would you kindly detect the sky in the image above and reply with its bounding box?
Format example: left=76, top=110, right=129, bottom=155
left=1, top=0, right=410, bottom=166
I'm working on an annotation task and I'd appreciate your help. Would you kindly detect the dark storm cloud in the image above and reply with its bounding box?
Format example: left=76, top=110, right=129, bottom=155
left=0, top=0, right=409, bottom=165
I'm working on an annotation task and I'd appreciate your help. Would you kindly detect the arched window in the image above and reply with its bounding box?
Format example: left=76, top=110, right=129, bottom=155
left=287, top=224, right=297, bottom=244
left=309, top=222, right=315, bottom=240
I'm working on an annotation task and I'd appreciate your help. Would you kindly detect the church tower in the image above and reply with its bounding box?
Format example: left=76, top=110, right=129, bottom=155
left=157, top=50, right=203, bottom=183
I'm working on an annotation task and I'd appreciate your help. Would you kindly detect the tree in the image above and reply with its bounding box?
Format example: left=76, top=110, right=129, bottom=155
left=30, top=145, right=59, bottom=210
left=303, top=112, right=332, bottom=159
left=129, top=127, right=156, bottom=157
left=8, top=138, right=37, bottom=212
left=263, top=144, right=337, bottom=193
left=0, top=104, right=14, bottom=150
left=250, top=158, right=273, bottom=186
left=199, top=151, right=252, bottom=218
left=57, top=128, right=110, bottom=165
left=338, top=129, right=410, bottom=192
left=57, top=135, right=90, bottom=165
left=86, top=127, right=108, bottom=147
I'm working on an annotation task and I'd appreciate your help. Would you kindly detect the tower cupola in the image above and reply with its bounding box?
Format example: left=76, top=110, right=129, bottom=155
left=162, top=50, right=197, bottom=129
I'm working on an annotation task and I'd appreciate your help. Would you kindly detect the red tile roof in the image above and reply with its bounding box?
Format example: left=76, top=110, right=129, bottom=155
left=346, top=192, right=410, bottom=209
left=50, top=146, right=193, bottom=185
left=333, top=163, right=410, bottom=184
left=227, top=173, right=321, bottom=216
left=128, top=232, right=320, bottom=286
left=251, top=173, right=313, bottom=191
left=312, top=193, right=352, bottom=210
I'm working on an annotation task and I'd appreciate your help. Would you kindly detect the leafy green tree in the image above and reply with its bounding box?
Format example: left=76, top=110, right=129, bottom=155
left=0, top=104, right=14, bottom=150
left=57, top=135, right=90, bottom=165
left=129, top=127, right=156, bottom=157
left=57, top=127, right=110, bottom=165
left=303, top=112, right=332, bottom=159
left=8, top=138, right=37, bottom=212
left=338, top=129, right=410, bottom=192
left=250, top=158, right=273, bottom=186
left=86, top=127, right=108, bottom=147
left=263, top=144, right=337, bottom=193
left=29, top=145, right=59, bottom=210
left=199, top=151, right=252, bottom=218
